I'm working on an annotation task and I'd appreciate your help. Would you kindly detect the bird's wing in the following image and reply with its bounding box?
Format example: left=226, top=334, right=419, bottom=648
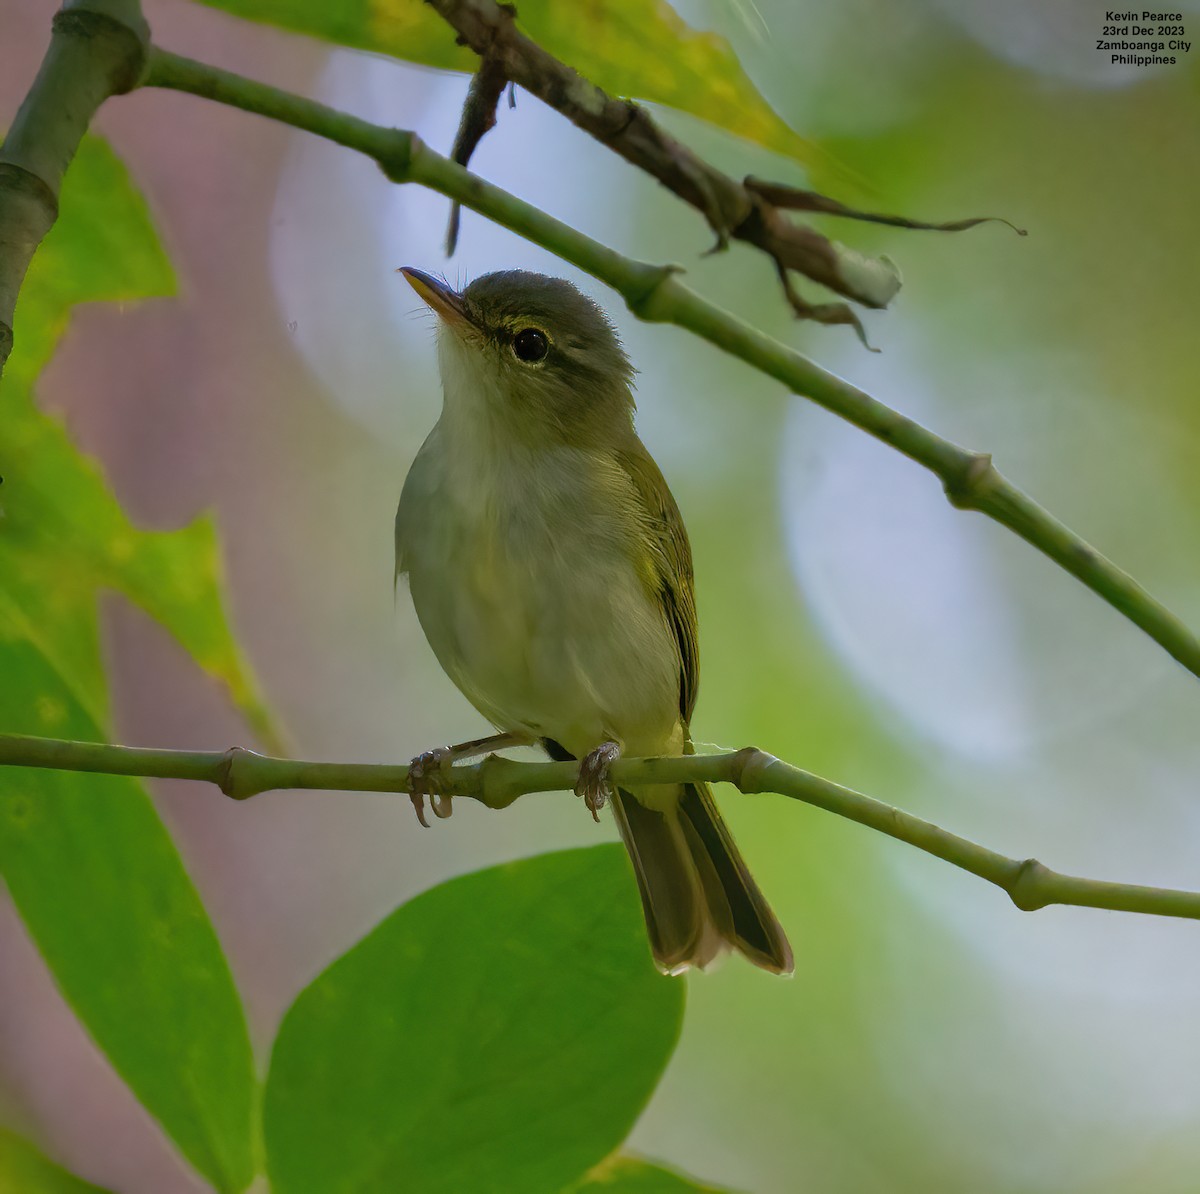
left=394, top=432, right=440, bottom=584
left=616, top=444, right=699, bottom=724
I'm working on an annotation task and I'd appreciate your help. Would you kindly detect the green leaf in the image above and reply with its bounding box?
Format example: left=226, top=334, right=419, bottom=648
left=0, top=627, right=258, bottom=1194
left=263, top=845, right=685, bottom=1194
left=565, top=1155, right=742, bottom=1193
left=190, top=0, right=830, bottom=175
left=1, top=135, right=278, bottom=747
left=0, top=136, right=262, bottom=1191
left=0, top=1126, right=115, bottom=1193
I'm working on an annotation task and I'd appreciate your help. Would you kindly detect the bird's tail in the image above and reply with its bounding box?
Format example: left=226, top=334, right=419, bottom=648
left=611, top=782, right=793, bottom=976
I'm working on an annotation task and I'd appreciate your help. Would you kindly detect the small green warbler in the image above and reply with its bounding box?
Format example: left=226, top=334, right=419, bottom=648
left=395, top=267, right=792, bottom=976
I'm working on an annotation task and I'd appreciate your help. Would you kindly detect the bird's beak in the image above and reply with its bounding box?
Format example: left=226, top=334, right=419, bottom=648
left=399, top=267, right=470, bottom=330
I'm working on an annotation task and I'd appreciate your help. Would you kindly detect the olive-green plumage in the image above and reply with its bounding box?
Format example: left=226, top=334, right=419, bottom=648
left=395, top=268, right=792, bottom=975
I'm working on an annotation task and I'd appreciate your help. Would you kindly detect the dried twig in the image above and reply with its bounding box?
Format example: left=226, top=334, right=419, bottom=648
left=444, top=4, right=512, bottom=254
left=743, top=176, right=1027, bottom=236
left=427, top=0, right=1020, bottom=337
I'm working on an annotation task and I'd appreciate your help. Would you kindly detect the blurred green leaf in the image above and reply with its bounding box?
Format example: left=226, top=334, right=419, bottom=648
left=1, top=135, right=279, bottom=747
left=190, top=0, right=830, bottom=176
left=0, top=618, right=258, bottom=1194
left=0, top=136, right=261, bottom=1191
left=263, top=845, right=684, bottom=1194
left=0, top=631, right=260, bottom=1194
left=0, top=1126, right=114, bottom=1193
left=565, top=1154, right=741, bottom=1193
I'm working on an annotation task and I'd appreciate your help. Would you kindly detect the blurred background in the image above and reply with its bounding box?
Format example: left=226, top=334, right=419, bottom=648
left=2, top=0, right=1200, bottom=1189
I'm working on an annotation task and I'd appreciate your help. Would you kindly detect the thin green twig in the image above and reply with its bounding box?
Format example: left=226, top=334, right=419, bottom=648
left=1, top=731, right=1196, bottom=920
left=139, top=47, right=1200, bottom=682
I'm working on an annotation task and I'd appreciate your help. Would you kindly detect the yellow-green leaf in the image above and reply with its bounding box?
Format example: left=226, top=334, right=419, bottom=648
left=191, top=0, right=828, bottom=174
left=1, top=135, right=278, bottom=747
left=0, top=136, right=263, bottom=1191
left=0, top=1126, right=115, bottom=1193
left=565, top=1155, right=742, bottom=1193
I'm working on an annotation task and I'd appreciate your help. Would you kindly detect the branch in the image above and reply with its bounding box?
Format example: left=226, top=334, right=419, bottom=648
left=0, top=0, right=149, bottom=378
left=426, top=0, right=1020, bottom=341
left=1, top=731, right=1197, bottom=920
left=742, top=175, right=1026, bottom=236
left=139, top=47, right=1200, bottom=682
left=444, top=14, right=512, bottom=255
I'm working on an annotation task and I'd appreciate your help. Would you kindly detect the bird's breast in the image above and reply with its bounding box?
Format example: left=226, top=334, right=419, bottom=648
left=397, top=430, right=681, bottom=757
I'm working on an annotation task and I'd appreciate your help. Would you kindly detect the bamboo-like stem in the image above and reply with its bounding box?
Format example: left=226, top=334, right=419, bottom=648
left=0, top=0, right=149, bottom=377
left=139, top=47, right=1200, bottom=681
left=2, top=731, right=1196, bottom=920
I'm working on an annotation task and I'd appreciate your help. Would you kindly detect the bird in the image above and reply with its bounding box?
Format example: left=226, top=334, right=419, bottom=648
left=394, top=266, right=792, bottom=976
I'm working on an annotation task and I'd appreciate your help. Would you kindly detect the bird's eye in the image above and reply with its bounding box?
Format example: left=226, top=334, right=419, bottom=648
left=512, top=328, right=549, bottom=363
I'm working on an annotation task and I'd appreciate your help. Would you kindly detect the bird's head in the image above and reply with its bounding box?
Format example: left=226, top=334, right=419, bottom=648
left=401, top=267, right=635, bottom=446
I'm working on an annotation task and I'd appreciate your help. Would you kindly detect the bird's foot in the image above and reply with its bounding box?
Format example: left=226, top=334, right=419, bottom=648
left=575, top=741, right=621, bottom=823
left=406, top=732, right=536, bottom=827
left=407, top=746, right=455, bottom=828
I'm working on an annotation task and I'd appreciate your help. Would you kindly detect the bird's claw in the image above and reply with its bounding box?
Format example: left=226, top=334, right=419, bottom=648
left=409, top=791, right=431, bottom=829
left=575, top=741, right=621, bottom=824
left=408, top=746, right=455, bottom=828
